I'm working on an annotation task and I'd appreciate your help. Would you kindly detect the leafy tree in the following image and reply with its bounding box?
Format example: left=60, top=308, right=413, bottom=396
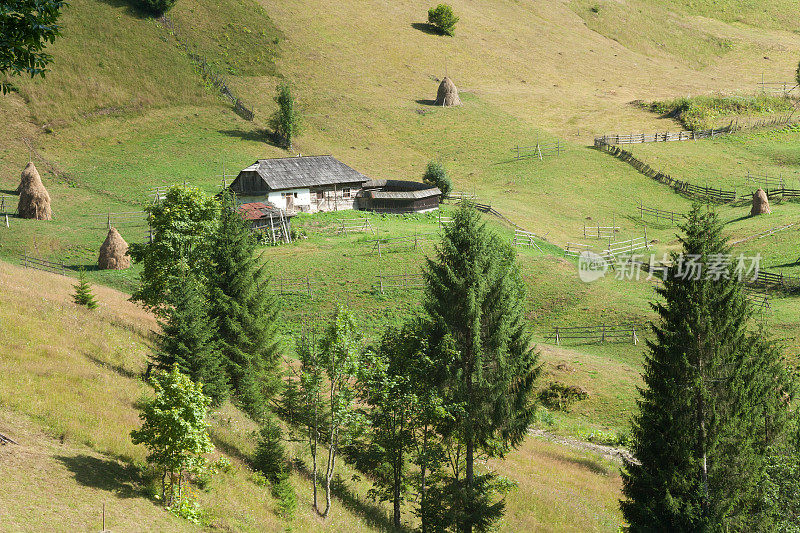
left=270, top=83, right=300, bottom=149
left=151, top=268, right=229, bottom=406
left=358, top=317, right=455, bottom=530
left=72, top=268, right=98, bottom=310
left=129, top=186, right=219, bottom=315
left=131, top=366, right=214, bottom=506
left=0, top=0, right=66, bottom=94
left=796, top=60, right=800, bottom=87
left=423, top=202, right=541, bottom=532
left=427, top=4, right=459, bottom=36
left=621, top=203, right=795, bottom=531
left=423, top=160, right=452, bottom=200
left=208, top=191, right=281, bottom=420
left=139, top=0, right=177, bottom=16
left=318, top=307, right=365, bottom=517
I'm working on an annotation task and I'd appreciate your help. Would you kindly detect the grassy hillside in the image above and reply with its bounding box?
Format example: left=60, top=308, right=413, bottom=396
left=2, top=0, right=800, bottom=529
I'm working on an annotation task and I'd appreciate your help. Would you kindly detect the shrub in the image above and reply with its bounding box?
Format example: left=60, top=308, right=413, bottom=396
left=796, top=60, right=800, bottom=87
left=538, top=381, right=588, bottom=412
left=422, top=160, right=452, bottom=199
left=140, top=0, right=178, bottom=16
left=273, top=477, right=297, bottom=519
left=72, top=269, right=98, bottom=310
left=427, top=4, right=459, bottom=36
left=270, top=83, right=301, bottom=149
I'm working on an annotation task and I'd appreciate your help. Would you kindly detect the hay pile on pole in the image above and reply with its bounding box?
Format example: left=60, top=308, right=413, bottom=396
left=434, top=76, right=462, bottom=107
left=751, top=188, right=771, bottom=216
left=98, top=227, right=130, bottom=270
left=17, top=162, right=52, bottom=220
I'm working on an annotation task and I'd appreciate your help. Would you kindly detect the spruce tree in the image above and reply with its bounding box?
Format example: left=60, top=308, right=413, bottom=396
left=72, top=269, right=98, bottom=309
left=208, top=191, right=281, bottom=420
left=152, top=269, right=229, bottom=406
left=621, top=202, right=795, bottom=531
left=423, top=202, right=540, bottom=533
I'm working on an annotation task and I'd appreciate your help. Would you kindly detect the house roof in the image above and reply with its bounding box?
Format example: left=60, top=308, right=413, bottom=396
left=237, top=202, right=294, bottom=220
left=358, top=179, right=441, bottom=200
left=237, top=155, right=370, bottom=190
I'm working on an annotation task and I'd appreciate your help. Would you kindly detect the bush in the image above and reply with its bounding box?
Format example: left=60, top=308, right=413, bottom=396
left=796, top=60, right=800, bottom=87
left=422, top=160, right=452, bottom=199
left=273, top=477, right=297, bottom=519
left=270, top=83, right=301, bottom=149
left=140, top=0, right=177, bottom=15
left=427, top=4, right=459, bottom=36
left=538, top=381, right=588, bottom=412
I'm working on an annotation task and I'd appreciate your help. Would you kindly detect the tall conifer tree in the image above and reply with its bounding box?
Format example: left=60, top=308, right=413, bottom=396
left=423, top=202, right=540, bottom=532
left=152, top=269, right=229, bottom=406
left=622, top=203, right=794, bottom=531
left=208, top=192, right=281, bottom=420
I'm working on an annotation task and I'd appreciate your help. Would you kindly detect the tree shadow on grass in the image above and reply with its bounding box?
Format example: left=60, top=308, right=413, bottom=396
left=540, top=449, right=613, bottom=477
left=85, top=353, right=140, bottom=380
left=415, top=99, right=437, bottom=106
left=724, top=215, right=752, bottom=225
left=218, top=129, right=287, bottom=150
left=0, top=189, right=18, bottom=195
left=209, top=433, right=252, bottom=467
left=411, top=22, right=441, bottom=36
left=293, top=458, right=410, bottom=532
left=55, top=454, right=143, bottom=498
left=94, top=0, right=153, bottom=19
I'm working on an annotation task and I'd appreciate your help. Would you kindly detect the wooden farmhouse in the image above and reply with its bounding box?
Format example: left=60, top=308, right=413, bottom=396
left=228, top=155, right=370, bottom=213
left=228, top=155, right=442, bottom=214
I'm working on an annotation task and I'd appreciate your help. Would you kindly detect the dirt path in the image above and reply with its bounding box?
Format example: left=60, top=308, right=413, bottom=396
left=529, top=429, right=636, bottom=465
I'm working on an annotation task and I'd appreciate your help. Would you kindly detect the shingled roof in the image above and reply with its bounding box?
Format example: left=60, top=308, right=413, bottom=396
left=238, top=155, right=370, bottom=190
left=358, top=179, right=441, bottom=200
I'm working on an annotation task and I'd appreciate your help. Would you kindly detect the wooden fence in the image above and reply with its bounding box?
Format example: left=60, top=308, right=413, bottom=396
left=594, top=124, right=734, bottom=146
left=20, top=252, right=68, bottom=276
left=596, top=143, right=737, bottom=203
left=607, top=234, right=650, bottom=258
left=749, top=270, right=800, bottom=292
left=583, top=223, right=619, bottom=239
left=375, top=273, right=424, bottom=293
left=761, top=187, right=800, bottom=201
left=545, top=324, right=640, bottom=345
left=745, top=171, right=788, bottom=190
left=564, top=242, right=592, bottom=258
left=272, top=275, right=315, bottom=298
left=448, top=191, right=478, bottom=202
left=92, top=211, right=148, bottom=229
left=637, top=202, right=684, bottom=225
left=336, top=218, right=375, bottom=236
left=512, top=229, right=543, bottom=252
left=511, top=141, right=563, bottom=161
left=368, top=232, right=433, bottom=256
left=158, top=16, right=254, bottom=121
left=756, top=80, right=798, bottom=95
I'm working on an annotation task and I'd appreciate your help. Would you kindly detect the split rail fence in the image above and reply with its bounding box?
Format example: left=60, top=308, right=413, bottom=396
left=584, top=223, right=619, bottom=239
left=271, top=275, right=315, bottom=298
left=369, top=232, right=433, bottom=256
left=92, top=211, right=148, bottom=229
left=337, top=218, right=375, bottom=236
left=512, top=229, right=543, bottom=252
left=594, top=125, right=735, bottom=146
left=375, top=273, right=424, bottom=293
left=545, top=324, right=640, bottom=345
left=637, top=203, right=684, bottom=225
left=511, top=141, right=563, bottom=161
left=20, top=252, right=68, bottom=276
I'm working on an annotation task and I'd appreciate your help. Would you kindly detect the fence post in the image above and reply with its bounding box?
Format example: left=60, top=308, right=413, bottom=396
left=632, top=326, right=638, bottom=345
left=555, top=326, right=560, bottom=346
left=601, top=324, right=606, bottom=343
left=307, top=275, right=313, bottom=299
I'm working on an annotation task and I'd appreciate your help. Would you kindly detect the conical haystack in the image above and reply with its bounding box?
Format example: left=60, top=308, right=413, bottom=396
left=17, top=162, right=52, bottom=220
left=98, top=227, right=130, bottom=270
left=751, top=188, right=771, bottom=216
left=434, top=76, right=461, bottom=107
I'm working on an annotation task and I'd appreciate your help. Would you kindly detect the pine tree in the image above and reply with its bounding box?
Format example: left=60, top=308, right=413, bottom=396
left=72, top=269, right=98, bottom=309
left=152, top=269, right=229, bottom=406
left=621, top=202, right=795, bottom=531
left=208, top=191, right=281, bottom=420
left=423, top=202, right=541, bottom=533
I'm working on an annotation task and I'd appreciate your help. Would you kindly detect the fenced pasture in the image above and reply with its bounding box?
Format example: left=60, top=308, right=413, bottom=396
left=761, top=187, right=800, bottom=201
left=375, top=273, right=424, bottom=294
left=512, top=229, right=543, bottom=252
left=545, top=324, right=641, bottom=345
left=745, top=171, right=790, bottom=190
left=583, top=223, right=620, bottom=240
left=594, top=125, right=734, bottom=146
left=269, top=275, right=316, bottom=299
left=731, top=221, right=799, bottom=246
left=448, top=191, right=478, bottom=202
left=564, top=242, right=592, bottom=258
left=20, top=253, right=68, bottom=277
left=606, top=235, right=649, bottom=258
left=91, top=211, right=148, bottom=230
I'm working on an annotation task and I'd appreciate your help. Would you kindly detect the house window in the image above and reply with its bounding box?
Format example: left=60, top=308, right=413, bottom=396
left=342, top=187, right=351, bottom=199
left=317, top=191, right=324, bottom=200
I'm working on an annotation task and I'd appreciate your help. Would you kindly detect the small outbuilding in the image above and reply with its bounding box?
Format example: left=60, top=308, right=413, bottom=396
left=237, top=201, right=296, bottom=243
left=357, top=180, right=441, bottom=213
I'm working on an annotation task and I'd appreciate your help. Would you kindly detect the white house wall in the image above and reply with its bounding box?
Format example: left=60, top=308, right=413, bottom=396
left=268, top=189, right=311, bottom=210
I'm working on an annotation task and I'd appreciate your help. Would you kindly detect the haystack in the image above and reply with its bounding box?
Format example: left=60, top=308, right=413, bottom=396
left=434, top=77, right=461, bottom=106
left=98, top=227, right=130, bottom=270
left=17, top=162, right=51, bottom=220
left=751, top=188, right=771, bottom=216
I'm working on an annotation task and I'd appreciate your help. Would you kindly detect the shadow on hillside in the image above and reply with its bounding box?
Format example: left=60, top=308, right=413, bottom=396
left=770, top=260, right=800, bottom=268
left=724, top=215, right=751, bottom=225
left=293, top=459, right=409, bottom=532
left=411, top=23, right=441, bottom=36
left=85, top=353, right=140, bottom=380
left=415, top=99, right=437, bottom=106
left=210, top=433, right=252, bottom=467
left=65, top=264, right=100, bottom=272
left=56, top=454, right=142, bottom=498
left=540, top=449, right=611, bottom=476
left=218, top=129, right=286, bottom=150
left=94, top=0, right=152, bottom=19
left=0, top=189, right=18, bottom=195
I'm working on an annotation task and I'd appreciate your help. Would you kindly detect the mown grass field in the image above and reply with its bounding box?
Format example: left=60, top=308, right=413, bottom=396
left=2, top=0, right=800, bottom=530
